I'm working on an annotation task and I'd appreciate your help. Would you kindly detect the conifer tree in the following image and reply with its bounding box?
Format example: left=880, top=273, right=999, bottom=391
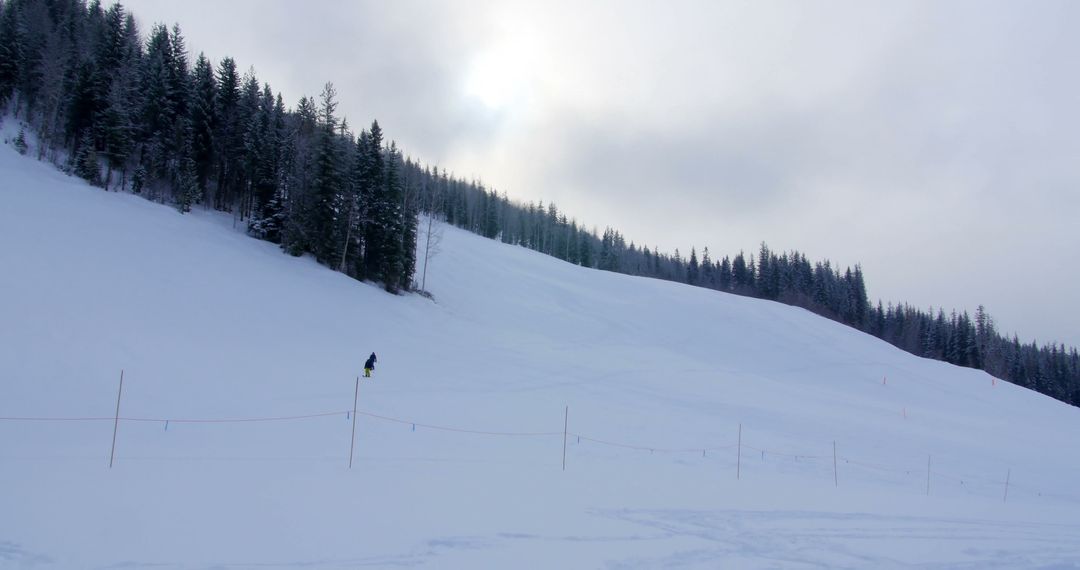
left=579, top=232, right=594, bottom=268
left=72, top=130, right=99, bottom=185
left=250, top=84, right=281, bottom=213
left=718, top=257, right=732, bottom=290
left=732, top=252, right=750, bottom=292
left=338, top=129, right=369, bottom=274
left=99, top=77, right=133, bottom=189
left=599, top=228, right=612, bottom=270
left=65, top=61, right=97, bottom=149
left=14, top=127, right=28, bottom=154
left=701, top=247, right=714, bottom=288
left=101, top=9, right=142, bottom=190
left=281, top=94, right=317, bottom=255
left=248, top=92, right=289, bottom=243
left=189, top=52, right=216, bottom=197
left=0, top=1, right=22, bottom=106
left=378, top=141, right=408, bottom=292
left=175, top=151, right=198, bottom=213
left=687, top=247, right=700, bottom=285
left=311, top=82, right=344, bottom=265
left=138, top=23, right=176, bottom=191
left=360, top=119, right=388, bottom=279
left=214, top=56, right=240, bottom=208
left=235, top=69, right=261, bottom=218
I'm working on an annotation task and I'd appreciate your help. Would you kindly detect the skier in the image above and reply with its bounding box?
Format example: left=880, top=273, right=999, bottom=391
left=364, top=352, right=377, bottom=378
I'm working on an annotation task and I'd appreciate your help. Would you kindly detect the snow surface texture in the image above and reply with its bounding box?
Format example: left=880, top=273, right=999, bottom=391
left=1, top=130, right=1079, bottom=568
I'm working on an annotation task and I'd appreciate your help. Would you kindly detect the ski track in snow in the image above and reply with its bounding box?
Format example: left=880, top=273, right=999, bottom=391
left=58, top=510, right=1080, bottom=570
left=0, top=541, right=53, bottom=568
left=595, top=509, right=1080, bottom=569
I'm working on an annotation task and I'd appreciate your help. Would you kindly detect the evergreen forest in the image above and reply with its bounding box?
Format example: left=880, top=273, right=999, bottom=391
left=2, top=0, right=1077, bottom=407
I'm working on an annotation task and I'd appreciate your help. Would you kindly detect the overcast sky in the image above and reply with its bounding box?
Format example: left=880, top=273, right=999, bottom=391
left=124, top=0, right=1080, bottom=348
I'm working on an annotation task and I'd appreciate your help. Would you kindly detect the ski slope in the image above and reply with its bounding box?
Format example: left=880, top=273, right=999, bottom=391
left=2, top=130, right=1080, bottom=569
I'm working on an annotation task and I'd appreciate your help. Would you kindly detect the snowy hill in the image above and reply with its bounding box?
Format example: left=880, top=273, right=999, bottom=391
left=2, top=136, right=1080, bottom=569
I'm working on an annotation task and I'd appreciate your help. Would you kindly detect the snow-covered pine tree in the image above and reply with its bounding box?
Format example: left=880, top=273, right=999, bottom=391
left=72, top=131, right=100, bottom=185
left=337, top=129, right=369, bottom=275
left=0, top=1, right=22, bottom=107
left=393, top=142, right=418, bottom=292
left=190, top=52, right=216, bottom=199
left=687, top=247, right=700, bottom=285
left=281, top=95, right=317, bottom=256
left=100, top=77, right=133, bottom=190
left=732, top=252, right=750, bottom=293
left=249, top=84, right=281, bottom=220
left=377, top=140, right=407, bottom=292
left=718, top=256, right=731, bottom=291
left=578, top=232, right=593, bottom=268
left=360, top=119, right=386, bottom=280
left=214, top=56, right=240, bottom=209
left=14, top=127, right=28, bottom=154
left=235, top=69, right=261, bottom=219
left=175, top=152, right=198, bottom=213
left=249, top=91, right=289, bottom=245
left=311, top=82, right=344, bottom=266
left=700, top=247, right=714, bottom=288
left=136, top=24, right=177, bottom=199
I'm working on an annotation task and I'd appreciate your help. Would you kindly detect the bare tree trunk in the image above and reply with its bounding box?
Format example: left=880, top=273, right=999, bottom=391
left=421, top=213, right=433, bottom=291
left=340, top=202, right=354, bottom=273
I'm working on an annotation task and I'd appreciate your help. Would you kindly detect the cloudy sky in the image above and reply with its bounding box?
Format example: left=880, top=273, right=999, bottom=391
left=124, top=0, right=1079, bottom=347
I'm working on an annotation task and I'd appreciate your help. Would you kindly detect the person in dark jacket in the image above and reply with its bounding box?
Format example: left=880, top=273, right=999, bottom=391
left=364, top=353, right=377, bottom=377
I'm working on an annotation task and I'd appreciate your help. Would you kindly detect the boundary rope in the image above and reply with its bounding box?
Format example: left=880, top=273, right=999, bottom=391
left=3, top=408, right=1077, bottom=505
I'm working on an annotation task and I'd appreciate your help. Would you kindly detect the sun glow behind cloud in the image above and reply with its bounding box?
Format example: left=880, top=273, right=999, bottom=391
left=462, top=12, right=546, bottom=115
left=464, top=50, right=527, bottom=111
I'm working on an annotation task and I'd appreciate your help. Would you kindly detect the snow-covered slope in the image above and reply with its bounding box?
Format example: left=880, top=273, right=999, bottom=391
left=2, top=136, right=1079, bottom=569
